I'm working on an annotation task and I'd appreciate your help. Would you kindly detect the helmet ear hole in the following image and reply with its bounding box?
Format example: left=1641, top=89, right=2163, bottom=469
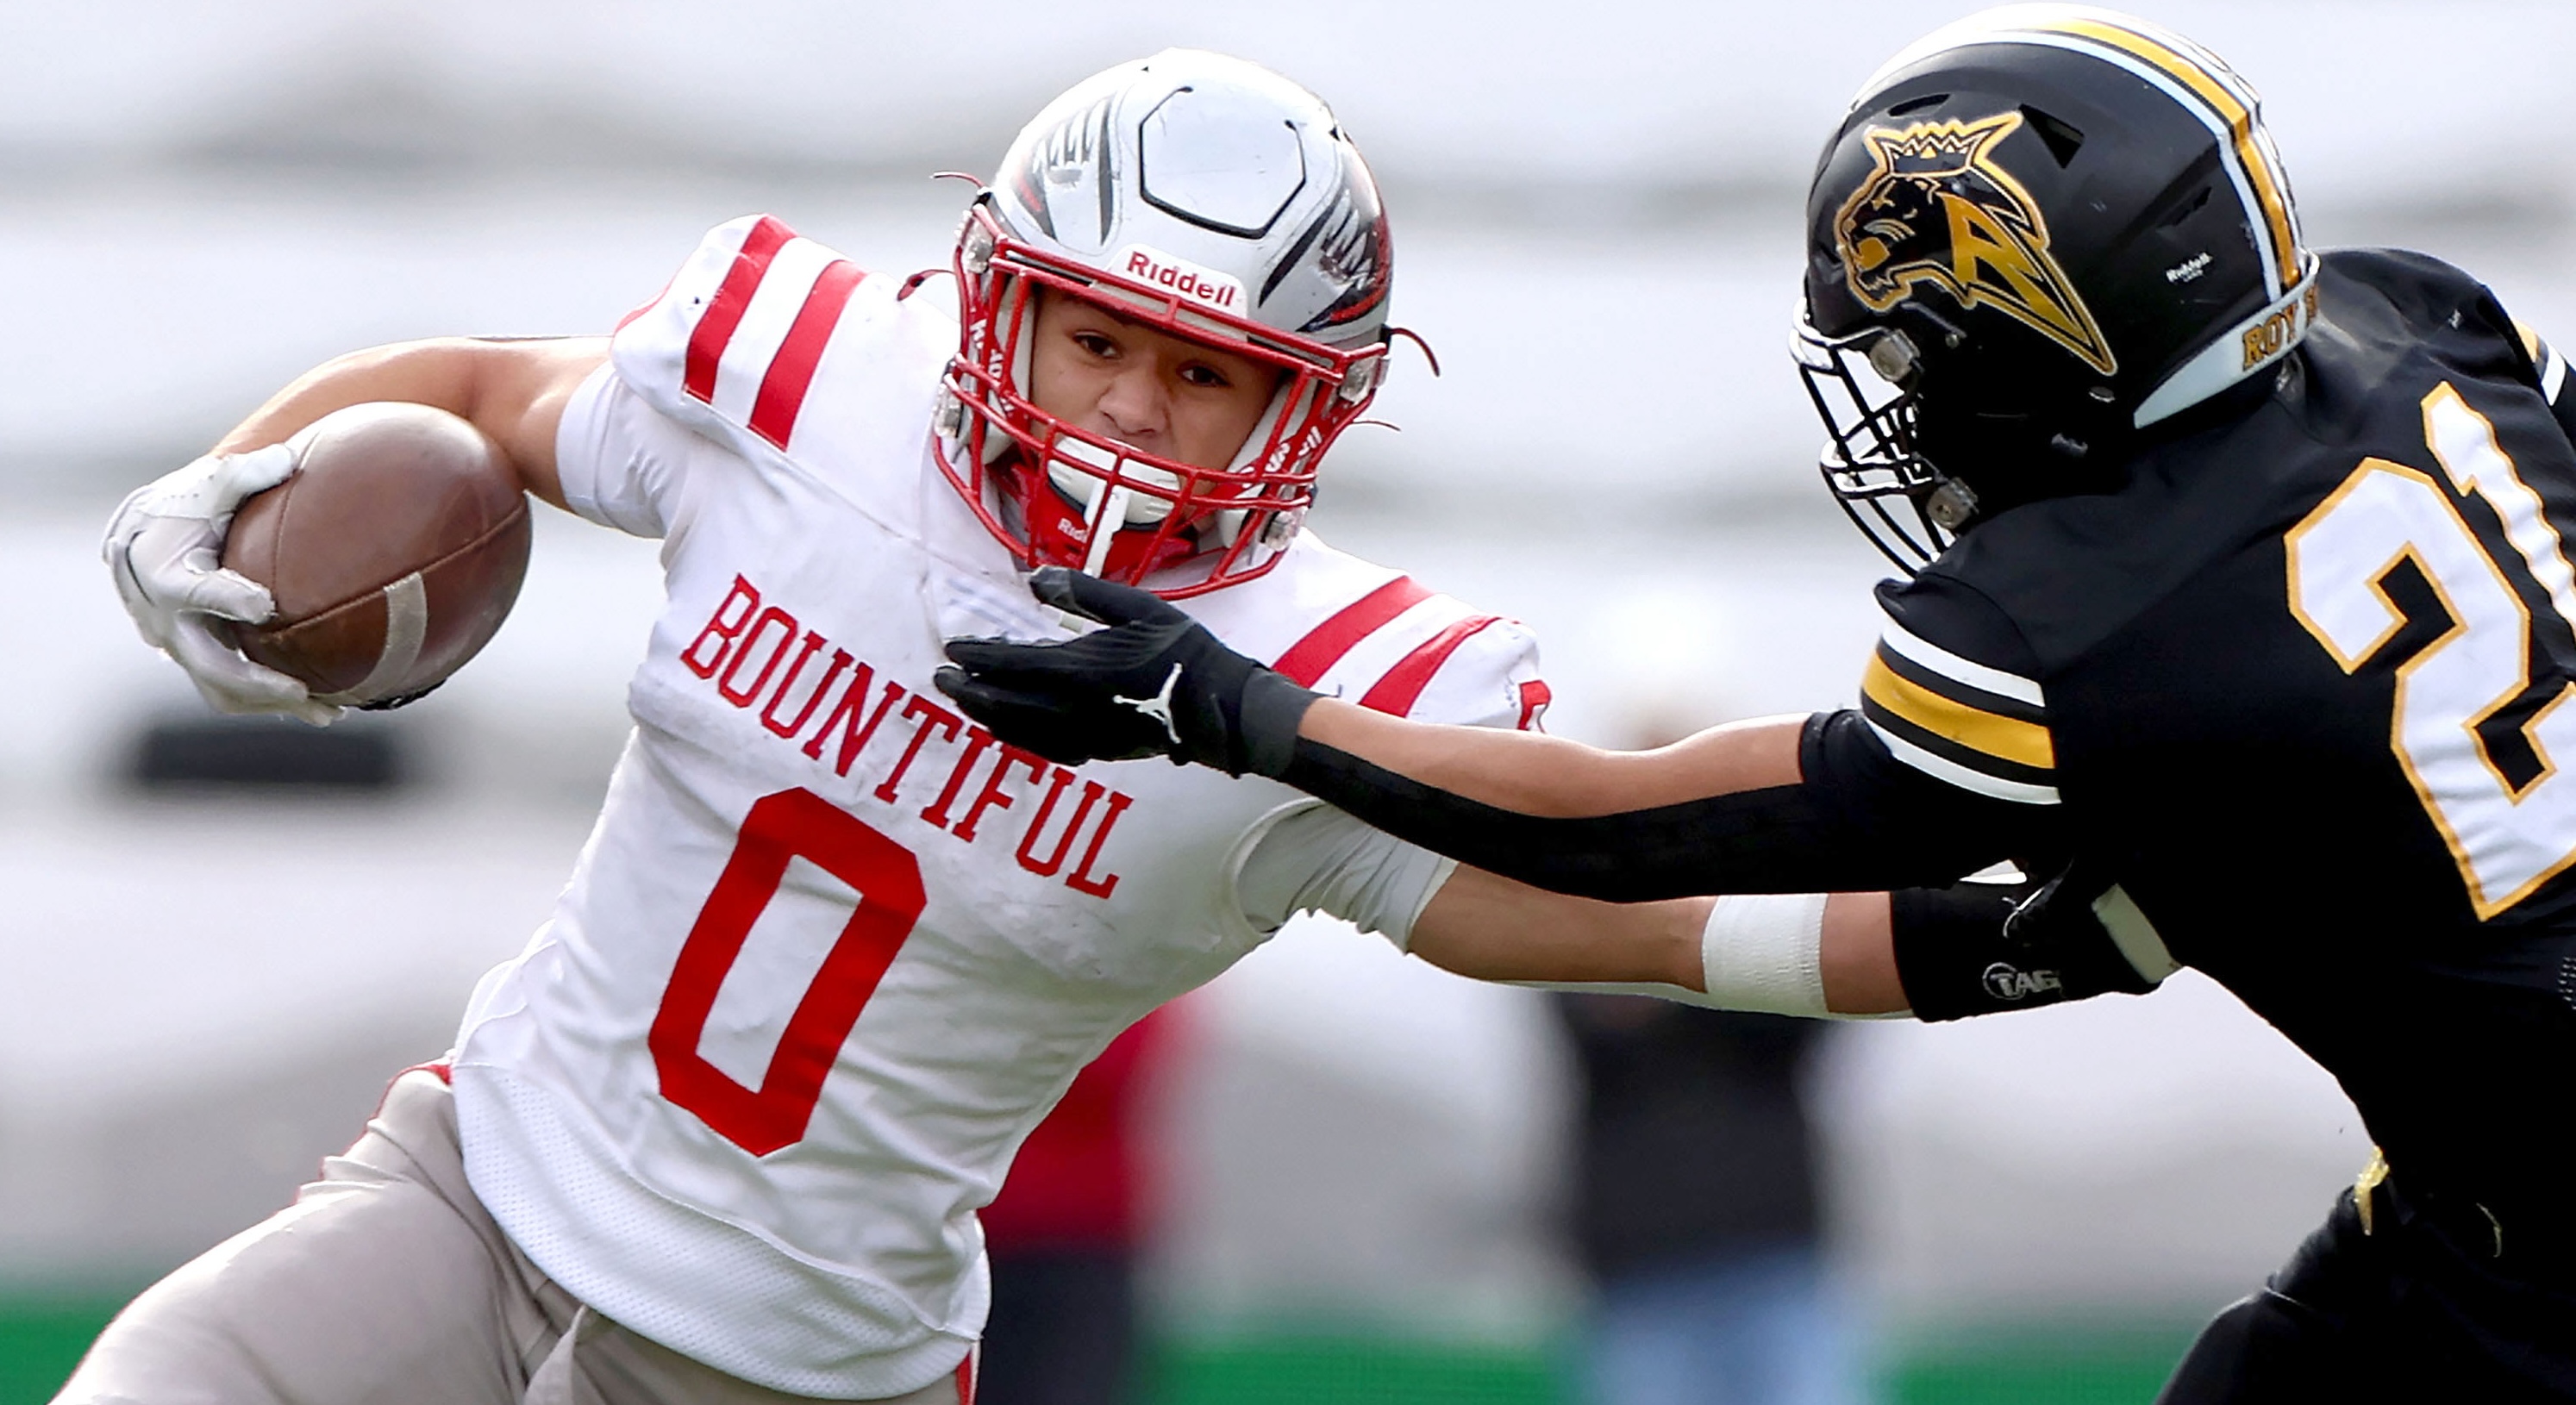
left=2019, top=106, right=2085, bottom=166
left=2160, top=184, right=2216, bottom=228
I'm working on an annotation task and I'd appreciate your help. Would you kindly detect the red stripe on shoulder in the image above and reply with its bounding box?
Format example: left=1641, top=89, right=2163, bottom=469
left=1515, top=679, right=1552, bottom=731
left=748, top=259, right=866, bottom=448
left=1360, top=615, right=1501, bottom=717
left=1272, top=576, right=1433, bottom=687
left=685, top=216, right=795, bottom=404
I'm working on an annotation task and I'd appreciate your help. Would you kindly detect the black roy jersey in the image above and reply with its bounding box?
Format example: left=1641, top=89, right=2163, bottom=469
left=1860, top=249, right=2576, bottom=1210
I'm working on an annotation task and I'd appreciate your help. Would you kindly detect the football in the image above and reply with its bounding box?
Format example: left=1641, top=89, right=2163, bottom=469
left=220, top=402, right=532, bottom=709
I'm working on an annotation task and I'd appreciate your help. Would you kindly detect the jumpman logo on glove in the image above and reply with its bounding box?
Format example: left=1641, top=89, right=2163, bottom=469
left=934, top=568, right=1319, bottom=777
left=1116, top=664, right=1187, bottom=750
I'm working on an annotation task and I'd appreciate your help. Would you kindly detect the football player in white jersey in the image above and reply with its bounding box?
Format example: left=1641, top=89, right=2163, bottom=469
left=81, top=50, right=1863, bottom=1405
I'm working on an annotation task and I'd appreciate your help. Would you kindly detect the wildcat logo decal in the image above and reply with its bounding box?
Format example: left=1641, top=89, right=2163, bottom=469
left=1835, top=112, right=2117, bottom=376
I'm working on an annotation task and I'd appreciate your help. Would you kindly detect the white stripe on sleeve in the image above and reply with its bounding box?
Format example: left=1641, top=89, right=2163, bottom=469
left=1877, top=616, right=2048, bottom=707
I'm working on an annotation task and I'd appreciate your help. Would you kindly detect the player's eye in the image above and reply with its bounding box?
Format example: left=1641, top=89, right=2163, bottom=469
left=1179, top=362, right=1233, bottom=390
left=1071, top=330, right=1119, bottom=359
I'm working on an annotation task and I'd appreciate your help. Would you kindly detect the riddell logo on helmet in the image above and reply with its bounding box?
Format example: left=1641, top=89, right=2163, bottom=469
left=1115, top=246, right=1244, bottom=312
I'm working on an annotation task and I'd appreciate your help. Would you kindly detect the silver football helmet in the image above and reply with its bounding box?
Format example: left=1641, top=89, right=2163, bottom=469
left=935, top=49, right=1395, bottom=597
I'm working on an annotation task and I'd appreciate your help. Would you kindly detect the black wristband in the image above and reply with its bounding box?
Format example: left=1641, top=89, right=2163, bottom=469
left=1236, top=670, right=1321, bottom=778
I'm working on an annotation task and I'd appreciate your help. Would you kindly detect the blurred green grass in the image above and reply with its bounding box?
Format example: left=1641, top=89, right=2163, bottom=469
left=0, top=1296, right=2195, bottom=1404
left=1879, top=1325, right=2199, bottom=1405
left=0, top=1295, right=132, bottom=1405
left=1142, top=1328, right=2195, bottom=1405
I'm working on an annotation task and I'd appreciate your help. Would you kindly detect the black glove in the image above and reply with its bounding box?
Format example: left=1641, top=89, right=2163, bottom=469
left=2002, top=858, right=2112, bottom=951
left=1890, top=858, right=2166, bottom=1021
left=935, top=567, right=1320, bottom=775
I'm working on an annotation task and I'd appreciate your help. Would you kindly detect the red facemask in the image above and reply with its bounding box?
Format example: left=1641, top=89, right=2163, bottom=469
left=935, top=202, right=1385, bottom=599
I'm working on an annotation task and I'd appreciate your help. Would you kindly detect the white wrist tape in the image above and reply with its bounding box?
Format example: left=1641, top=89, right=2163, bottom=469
left=1697, top=891, right=1830, bottom=1017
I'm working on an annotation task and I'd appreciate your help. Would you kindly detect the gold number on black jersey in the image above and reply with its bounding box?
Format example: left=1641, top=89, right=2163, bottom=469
left=2286, top=384, right=2576, bottom=919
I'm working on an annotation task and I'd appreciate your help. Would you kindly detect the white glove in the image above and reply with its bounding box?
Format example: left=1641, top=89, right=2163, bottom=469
left=103, top=443, right=341, bottom=726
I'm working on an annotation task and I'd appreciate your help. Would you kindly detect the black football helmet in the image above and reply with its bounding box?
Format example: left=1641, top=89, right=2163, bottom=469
left=1797, top=4, right=2316, bottom=570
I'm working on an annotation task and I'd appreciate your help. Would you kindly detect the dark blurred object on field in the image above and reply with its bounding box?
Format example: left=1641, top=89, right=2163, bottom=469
left=1559, top=996, right=1862, bottom=1405
left=128, top=713, right=407, bottom=790
left=979, top=1008, right=1182, bottom=1405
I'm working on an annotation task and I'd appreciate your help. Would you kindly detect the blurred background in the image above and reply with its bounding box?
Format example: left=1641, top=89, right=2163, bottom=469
left=3, top=1, right=2572, bottom=1401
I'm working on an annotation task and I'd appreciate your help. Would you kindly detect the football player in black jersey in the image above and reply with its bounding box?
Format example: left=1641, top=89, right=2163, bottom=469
left=938, top=6, right=2576, bottom=1400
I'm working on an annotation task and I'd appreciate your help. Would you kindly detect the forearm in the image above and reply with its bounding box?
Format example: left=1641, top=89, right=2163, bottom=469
left=1411, top=871, right=1904, bottom=1015
left=1297, top=701, right=1802, bottom=817
left=1820, top=890, right=1904, bottom=1014
left=1408, top=868, right=1711, bottom=988
left=213, top=336, right=606, bottom=509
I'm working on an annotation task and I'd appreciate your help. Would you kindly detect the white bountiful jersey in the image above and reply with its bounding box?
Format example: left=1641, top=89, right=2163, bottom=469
left=450, top=215, right=1549, bottom=1398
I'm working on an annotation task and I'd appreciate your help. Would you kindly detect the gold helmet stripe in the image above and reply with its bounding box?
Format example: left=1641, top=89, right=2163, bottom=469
left=2035, top=15, right=2303, bottom=294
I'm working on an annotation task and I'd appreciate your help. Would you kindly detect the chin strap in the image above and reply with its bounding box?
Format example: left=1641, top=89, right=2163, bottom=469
left=1011, top=456, right=1199, bottom=584
left=1079, top=479, right=1129, bottom=578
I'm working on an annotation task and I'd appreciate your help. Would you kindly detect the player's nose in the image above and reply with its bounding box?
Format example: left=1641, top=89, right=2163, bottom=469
left=1094, top=363, right=1166, bottom=440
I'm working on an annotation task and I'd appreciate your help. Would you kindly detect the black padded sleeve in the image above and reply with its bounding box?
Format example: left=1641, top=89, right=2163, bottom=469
left=1272, top=709, right=2060, bottom=902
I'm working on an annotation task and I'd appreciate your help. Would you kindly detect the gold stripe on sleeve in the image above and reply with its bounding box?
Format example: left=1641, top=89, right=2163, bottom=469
left=1862, top=655, right=2057, bottom=771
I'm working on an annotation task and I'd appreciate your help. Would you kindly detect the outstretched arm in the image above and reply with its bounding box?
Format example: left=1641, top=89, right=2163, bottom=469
left=1403, top=860, right=2170, bottom=1022
left=1270, top=708, right=2048, bottom=900
left=1237, top=798, right=1911, bottom=1015
left=941, top=568, right=2054, bottom=899
left=1285, top=824, right=2158, bottom=1022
